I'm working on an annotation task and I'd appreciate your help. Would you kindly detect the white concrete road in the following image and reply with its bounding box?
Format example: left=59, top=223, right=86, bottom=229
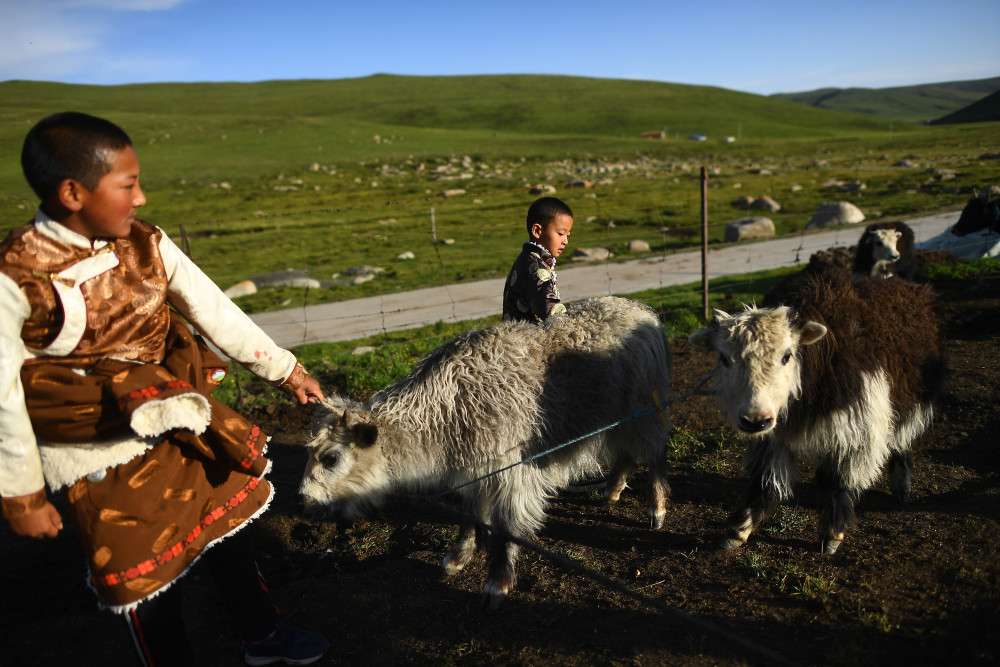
left=249, top=211, right=960, bottom=348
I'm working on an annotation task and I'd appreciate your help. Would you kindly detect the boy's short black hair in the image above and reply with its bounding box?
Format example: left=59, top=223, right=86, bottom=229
left=525, top=197, right=573, bottom=234
left=21, top=111, right=133, bottom=201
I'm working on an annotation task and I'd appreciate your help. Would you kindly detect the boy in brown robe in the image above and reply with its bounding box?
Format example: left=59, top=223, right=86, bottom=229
left=0, top=112, right=329, bottom=666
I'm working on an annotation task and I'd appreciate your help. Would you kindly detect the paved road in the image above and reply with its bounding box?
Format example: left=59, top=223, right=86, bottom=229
left=250, top=211, right=960, bottom=348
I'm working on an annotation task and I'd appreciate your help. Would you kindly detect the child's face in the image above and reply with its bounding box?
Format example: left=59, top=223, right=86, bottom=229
left=66, top=145, right=146, bottom=240
left=531, top=213, right=574, bottom=258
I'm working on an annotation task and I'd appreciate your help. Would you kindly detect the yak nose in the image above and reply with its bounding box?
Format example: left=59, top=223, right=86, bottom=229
left=738, top=414, right=774, bottom=433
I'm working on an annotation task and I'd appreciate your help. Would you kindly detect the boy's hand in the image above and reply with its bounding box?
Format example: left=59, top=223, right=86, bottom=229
left=292, top=376, right=325, bottom=405
left=8, top=501, right=63, bottom=539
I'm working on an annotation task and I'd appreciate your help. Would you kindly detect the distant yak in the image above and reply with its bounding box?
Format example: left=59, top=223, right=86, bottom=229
left=853, top=221, right=916, bottom=281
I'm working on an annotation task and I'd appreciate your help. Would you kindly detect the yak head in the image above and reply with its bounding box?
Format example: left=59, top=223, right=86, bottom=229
left=868, top=226, right=903, bottom=263
left=297, top=395, right=388, bottom=521
left=689, top=306, right=826, bottom=435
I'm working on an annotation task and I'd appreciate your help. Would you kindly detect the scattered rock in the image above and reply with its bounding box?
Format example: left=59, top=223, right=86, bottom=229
left=572, top=247, right=612, bottom=262
left=351, top=346, right=375, bottom=356
left=250, top=269, right=312, bottom=288
left=442, top=189, right=466, bottom=198
left=749, top=196, right=781, bottom=213
left=724, top=217, right=775, bottom=243
left=223, top=280, right=257, bottom=299
left=806, top=201, right=865, bottom=229
left=396, top=251, right=416, bottom=260
left=529, top=184, right=557, bottom=195
left=628, top=240, right=651, bottom=252
left=343, top=266, right=385, bottom=276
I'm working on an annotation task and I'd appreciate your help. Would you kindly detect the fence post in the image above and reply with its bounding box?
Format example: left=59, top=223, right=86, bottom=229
left=701, top=166, right=709, bottom=321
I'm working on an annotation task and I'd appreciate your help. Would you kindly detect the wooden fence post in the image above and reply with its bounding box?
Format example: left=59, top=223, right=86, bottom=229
left=701, top=166, right=709, bottom=321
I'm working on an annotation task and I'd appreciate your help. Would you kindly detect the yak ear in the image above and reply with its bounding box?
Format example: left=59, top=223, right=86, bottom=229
left=688, top=327, right=715, bottom=351
left=799, top=321, right=828, bottom=346
left=711, top=308, right=730, bottom=323
left=353, top=423, right=379, bottom=448
left=311, top=399, right=344, bottom=436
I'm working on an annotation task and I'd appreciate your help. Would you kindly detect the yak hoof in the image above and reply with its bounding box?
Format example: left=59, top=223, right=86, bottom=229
left=441, top=552, right=468, bottom=578
left=481, top=581, right=509, bottom=610
left=719, top=536, right=745, bottom=550
left=649, top=511, right=665, bottom=530
left=820, top=538, right=842, bottom=555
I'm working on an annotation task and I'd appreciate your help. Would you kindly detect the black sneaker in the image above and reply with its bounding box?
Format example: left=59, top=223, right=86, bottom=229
left=244, top=623, right=330, bottom=666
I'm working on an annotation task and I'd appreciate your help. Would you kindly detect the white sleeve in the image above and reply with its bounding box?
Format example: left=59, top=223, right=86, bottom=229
left=0, top=272, right=46, bottom=497
left=158, top=230, right=297, bottom=385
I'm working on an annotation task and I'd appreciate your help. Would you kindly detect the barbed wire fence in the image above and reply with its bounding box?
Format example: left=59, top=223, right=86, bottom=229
left=169, top=162, right=983, bottom=362
left=183, top=164, right=985, bottom=660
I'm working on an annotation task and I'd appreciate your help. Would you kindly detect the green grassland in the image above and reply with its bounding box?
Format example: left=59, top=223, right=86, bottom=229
left=2, top=74, right=998, bottom=314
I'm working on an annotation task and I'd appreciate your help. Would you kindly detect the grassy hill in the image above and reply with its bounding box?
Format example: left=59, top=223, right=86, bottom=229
left=0, top=74, right=919, bottom=201
left=771, top=76, right=1000, bottom=122
left=1, top=74, right=994, bottom=315
left=932, top=89, right=1000, bottom=124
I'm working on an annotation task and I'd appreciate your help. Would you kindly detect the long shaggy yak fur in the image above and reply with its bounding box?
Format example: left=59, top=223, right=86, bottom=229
left=298, top=296, right=672, bottom=607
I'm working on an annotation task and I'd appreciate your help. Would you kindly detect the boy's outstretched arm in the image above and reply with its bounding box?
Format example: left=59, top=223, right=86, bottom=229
left=3, top=492, right=63, bottom=538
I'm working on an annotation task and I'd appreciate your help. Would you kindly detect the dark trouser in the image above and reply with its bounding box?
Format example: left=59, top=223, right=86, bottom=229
left=126, top=529, right=280, bottom=666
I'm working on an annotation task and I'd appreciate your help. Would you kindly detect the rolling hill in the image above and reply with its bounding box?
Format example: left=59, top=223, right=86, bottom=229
left=931, top=89, right=1000, bottom=124
left=771, top=76, right=1000, bottom=122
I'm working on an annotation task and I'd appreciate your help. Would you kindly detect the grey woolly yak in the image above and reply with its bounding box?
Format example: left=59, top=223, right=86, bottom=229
left=298, top=296, right=672, bottom=608
left=853, top=221, right=916, bottom=281
left=690, top=268, right=945, bottom=554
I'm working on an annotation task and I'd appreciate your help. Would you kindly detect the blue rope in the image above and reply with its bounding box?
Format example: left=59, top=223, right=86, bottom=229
left=431, top=403, right=658, bottom=498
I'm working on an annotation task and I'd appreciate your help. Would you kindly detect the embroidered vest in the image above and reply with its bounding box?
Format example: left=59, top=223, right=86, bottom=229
left=0, top=220, right=170, bottom=367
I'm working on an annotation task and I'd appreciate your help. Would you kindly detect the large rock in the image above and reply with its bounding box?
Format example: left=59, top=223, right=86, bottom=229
left=223, top=280, right=257, bottom=299
left=724, top=217, right=775, bottom=243
left=249, top=269, right=314, bottom=288
left=806, top=202, right=865, bottom=229
left=572, top=247, right=612, bottom=262
left=749, top=196, right=781, bottom=213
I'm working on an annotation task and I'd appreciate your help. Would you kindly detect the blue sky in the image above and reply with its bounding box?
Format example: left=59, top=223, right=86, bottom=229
left=1, top=0, right=997, bottom=96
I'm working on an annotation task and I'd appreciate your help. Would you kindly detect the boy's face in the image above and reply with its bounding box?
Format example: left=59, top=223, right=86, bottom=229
left=531, top=213, right=574, bottom=258
left=64, top=145, right=145, bottom=240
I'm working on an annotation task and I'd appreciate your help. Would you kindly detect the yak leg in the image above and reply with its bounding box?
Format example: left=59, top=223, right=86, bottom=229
left=887, top=450, right=913, bottom=505
left=441, top=523, right=478, bottom=577
left=722, top=437, right=790, bottom=550
left=441, top=494, right=487, bottom=577
left=646, top=439, right=671, bottom=529
left=602, top=454, right=635, bottom=503
left=482, top=527, right=522, bottom=611
left=816, top=459, right=857, bottom=555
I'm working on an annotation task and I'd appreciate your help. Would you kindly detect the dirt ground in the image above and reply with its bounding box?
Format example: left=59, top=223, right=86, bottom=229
left=3, top=275, right=998, bottom=667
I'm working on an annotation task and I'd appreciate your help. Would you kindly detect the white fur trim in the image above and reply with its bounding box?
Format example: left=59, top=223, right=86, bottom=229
left=38, top=436, right=156, bottom=492
left=130, top=393, right=211, bottom=438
